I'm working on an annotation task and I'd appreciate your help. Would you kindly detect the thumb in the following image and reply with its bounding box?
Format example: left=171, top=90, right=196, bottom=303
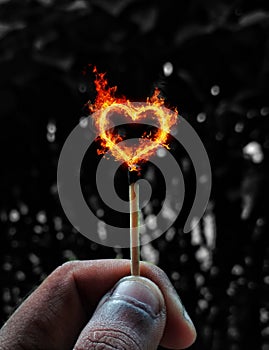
left=74, top=276, right=166, bottom=350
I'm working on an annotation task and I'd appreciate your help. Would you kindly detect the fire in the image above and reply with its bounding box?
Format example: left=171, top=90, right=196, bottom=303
left=88, top=67, right=178, bottom=171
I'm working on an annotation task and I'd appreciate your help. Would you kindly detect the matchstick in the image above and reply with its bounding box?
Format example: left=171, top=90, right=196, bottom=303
left=129, top=170, right=140, bottom=276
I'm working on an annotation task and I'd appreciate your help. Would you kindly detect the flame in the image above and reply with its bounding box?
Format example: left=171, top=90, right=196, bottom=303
left=88, top=67, right=178, bottom=171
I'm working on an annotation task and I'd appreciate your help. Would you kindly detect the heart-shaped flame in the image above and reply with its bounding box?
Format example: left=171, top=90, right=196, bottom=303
left=88, top=67, right=178, bottom=170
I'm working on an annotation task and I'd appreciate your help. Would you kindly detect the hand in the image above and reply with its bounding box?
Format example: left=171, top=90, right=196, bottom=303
left=0, top=260, right=196, bottom=349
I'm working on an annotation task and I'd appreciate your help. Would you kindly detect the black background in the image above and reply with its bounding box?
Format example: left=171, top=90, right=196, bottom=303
left=1, top=0, right=269, bottom=349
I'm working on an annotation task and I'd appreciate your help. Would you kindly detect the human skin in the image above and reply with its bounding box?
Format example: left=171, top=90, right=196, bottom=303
left=0, top=259, right=196, bottom=350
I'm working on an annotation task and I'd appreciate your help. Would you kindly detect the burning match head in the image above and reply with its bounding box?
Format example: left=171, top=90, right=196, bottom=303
left=128, top=165, right=141, bottom=184
left=89, top=66, right=178, bottom=172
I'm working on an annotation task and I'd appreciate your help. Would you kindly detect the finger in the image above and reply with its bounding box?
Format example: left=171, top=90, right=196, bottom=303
left=0, top=260, right=196, bottom=349
left=74, top=276, right=166, bottom=350
left=140, top=263, right=196, bottom=349
left=73, top=260, right=196, bottom=348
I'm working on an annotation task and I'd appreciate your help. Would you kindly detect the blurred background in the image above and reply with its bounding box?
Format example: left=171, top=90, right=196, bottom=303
left=1, top=0, right=269, bottom=349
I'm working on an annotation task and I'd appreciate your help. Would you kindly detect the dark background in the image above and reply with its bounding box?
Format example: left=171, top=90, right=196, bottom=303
left=1, top=0, right=269, bottom=349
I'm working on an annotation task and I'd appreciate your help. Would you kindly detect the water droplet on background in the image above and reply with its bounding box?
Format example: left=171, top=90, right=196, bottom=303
left=243, top=141, right=264, bottom=163
left=261, top=107, right=269, bottom=116
left=36, top=211, right=47, bottom=224
left=78, top=83, right=87, bottom=93
left=211, top=85, right=220, bottom=96
left=47, top=122, right=56, bottom=134
left=157, top=148, right=167, bottom=158
left=171, top=271, right=180, bottom=280
left=141, top=243, right=159, bottom=264
left=197, top=112, right=206, bottom=123
left=216, top=132, right=224, bottom=141
left=79, top=117, right=88, bottom=128
left=9, top=209, right=20, bottom=222
left=163, top=62, right=173, bottom=77
left=56, top=232, right=64, bottom=240
left=97, top=220, right=107, bottom=241
left=235, top=122, right=244, bottom=133
left=96, top=208, right=104, bottom=218
left=47, top=133, right=55, bottom=142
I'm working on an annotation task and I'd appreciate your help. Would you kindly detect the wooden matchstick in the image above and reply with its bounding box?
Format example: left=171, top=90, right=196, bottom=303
left=129, top=181, right=140, bottom=276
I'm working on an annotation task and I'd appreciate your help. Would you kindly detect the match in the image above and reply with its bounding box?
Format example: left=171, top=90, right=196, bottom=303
left=128, top=168, right=140, bottom=276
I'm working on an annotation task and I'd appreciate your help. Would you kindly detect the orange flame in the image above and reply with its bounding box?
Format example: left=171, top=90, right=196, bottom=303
left=88, top=67, right=178, bottom=171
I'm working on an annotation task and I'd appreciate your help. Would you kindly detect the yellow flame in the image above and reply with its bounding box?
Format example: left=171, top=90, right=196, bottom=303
left=88, top=67, right=178, bottom=170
